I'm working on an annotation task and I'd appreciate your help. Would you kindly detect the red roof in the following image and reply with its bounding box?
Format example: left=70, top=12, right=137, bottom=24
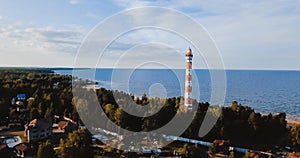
left=14, top=143, right=29, bottom=151
left=58, top=120, right=78, bottom=130
left=0, top=144, right=7, bottom=150
left=58, top=121, right=69, bottom=129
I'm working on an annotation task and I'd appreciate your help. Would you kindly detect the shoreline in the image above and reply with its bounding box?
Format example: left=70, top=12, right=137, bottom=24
left=287, top=119, right=300, bottom=126
left=54, top=69, right=300, bottom=125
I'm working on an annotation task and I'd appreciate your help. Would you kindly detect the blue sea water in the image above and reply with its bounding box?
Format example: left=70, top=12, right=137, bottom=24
left=56, top=69, right=300, bottom=120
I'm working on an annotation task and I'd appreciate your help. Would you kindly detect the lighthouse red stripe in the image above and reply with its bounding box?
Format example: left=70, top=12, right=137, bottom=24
left=185, top=98, right=193, bottom=104
left=186, top=74, right=192, bottom=81
left=185, top=86, right=192, bottom=92
left=186, top=63, right=192, bottom=69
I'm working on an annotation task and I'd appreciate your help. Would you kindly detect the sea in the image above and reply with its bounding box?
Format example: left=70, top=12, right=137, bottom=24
left=55, top=69, right=300, bottom=120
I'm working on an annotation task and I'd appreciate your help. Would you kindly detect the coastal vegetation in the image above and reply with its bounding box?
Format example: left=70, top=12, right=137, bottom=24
left=55, top=128, right=93, bottom=158
left=37, top=140, right=55, bottom=158
left=0, top=68, right=299, bottom=157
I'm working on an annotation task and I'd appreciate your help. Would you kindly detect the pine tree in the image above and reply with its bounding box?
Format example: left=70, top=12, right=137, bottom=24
left=291, top=125, right=300, bottom=146
left=37, top=141, right=55, bottom=158
left=56, top=128, right=93, bottom=158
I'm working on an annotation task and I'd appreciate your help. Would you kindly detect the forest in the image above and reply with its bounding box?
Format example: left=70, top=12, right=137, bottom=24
left=0, top=68, right=299, bottom=154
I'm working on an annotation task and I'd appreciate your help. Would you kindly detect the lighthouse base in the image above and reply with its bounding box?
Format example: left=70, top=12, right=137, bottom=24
left=184, top=104, right=193, bottom=110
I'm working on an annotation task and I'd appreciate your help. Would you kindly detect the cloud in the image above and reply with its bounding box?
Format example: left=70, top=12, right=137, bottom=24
left=69, top=0, right=80, bottom=5
left=188, top=1, right=300, bottom=69
left=85, top=12, right=99, bottom=19
left=0, top=24, right=87, bottom=67
left=85, top=13, right=209, bottom=69
left=109, top=0, right=300, bottom=70
left=113, top=0, right=147, bottom=8
left=1, top=0, right=299, bottom=69
left=0, top=25, right=86, bottom=53
left=99, top=43, right=187, bottom=69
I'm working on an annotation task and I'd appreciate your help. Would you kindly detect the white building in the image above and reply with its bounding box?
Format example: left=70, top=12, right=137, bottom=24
left=24, top=119, right=52, bottom=141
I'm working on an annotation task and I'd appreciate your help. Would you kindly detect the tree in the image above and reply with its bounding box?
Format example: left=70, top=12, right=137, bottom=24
left=56, top=128, right=93, bottom=158
left=104, top=103, right=115, bottom=121
left=27, top=98, right=37, bottom=110
left=37, top=141, right=55, bottom=158
left=230, top=101, right=238, bottom=111
left=209, top=142, right=217, bottom=155
left=182, top=143, right=189, bottom=157
left=30, top=108, right=40, bottom=120
left=9, top=108, right=18, bottom=119
left=0, top=98, right=9, bottom=120
left=114, top=107, right=124, bottom=127
left=248, top=112, right=261, bottom=131
left=44, top=103, right=55, bottom=118
left=141, top=93, right=149, bottom=105
left=290, top=125, right=300, bottom=147
left=56, top=139, right=67, bottom=158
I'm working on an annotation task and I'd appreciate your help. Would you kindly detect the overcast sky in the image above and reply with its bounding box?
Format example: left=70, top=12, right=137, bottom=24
left=0, top=0, right=299, bottom=70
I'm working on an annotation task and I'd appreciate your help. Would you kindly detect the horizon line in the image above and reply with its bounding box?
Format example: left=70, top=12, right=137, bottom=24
left=0, top=66, right=299, bottom=71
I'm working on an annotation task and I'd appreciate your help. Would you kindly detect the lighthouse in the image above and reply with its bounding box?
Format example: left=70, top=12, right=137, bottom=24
left=185, top=48, right=193, bottom=110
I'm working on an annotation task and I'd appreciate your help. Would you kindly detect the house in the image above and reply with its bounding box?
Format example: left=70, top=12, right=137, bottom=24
left=13, top=143, right=37, bottom=158
left=26, top=97, right=35, bottom=102
left=58, top=120, right=78, bottom=133
left=15, top=101, right=25, bottom=112
left=1, top=136, right=22, bottom=148
left=209, top=139, right=230, bottom=157
left=0, top=142, right=7, bottom=150
left=0, top=142, right=15, bottom=158
left=24, top=119, right=52, bottom=142
left=17, top=94, right=26, bottom=100
left=52, top=116, right=78, bottom=133
left=11, top=94, right=28, bottom=112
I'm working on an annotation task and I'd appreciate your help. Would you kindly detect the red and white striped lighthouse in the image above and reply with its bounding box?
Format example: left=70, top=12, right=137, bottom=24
left=185, top=47, right=193, bottom=110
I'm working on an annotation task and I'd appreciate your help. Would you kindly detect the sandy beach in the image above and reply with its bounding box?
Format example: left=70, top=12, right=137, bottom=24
left=287, top=119, right=300, bottom=126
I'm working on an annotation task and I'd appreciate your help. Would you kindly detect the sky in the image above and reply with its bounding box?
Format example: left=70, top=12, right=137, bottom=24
left=0, top=0, right=299, bottom=70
